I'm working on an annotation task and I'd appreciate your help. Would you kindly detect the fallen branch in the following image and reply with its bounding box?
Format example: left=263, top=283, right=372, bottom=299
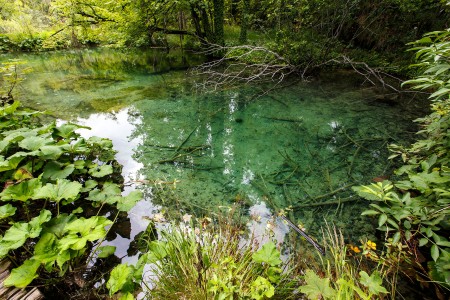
left=293, top=197, right=358, bottom=209
left=261, top=116, right=303, bottom=123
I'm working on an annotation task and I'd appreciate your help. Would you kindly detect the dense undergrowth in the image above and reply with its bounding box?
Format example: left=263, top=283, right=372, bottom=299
left=0, top=99, right=142, bottom=296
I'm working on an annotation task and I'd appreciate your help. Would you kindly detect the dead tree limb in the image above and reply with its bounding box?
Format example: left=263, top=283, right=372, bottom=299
left=191, top=44, right=299, bottom=91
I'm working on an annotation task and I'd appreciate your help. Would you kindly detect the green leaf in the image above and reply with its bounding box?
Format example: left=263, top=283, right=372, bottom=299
left=266, top=266, right=282, bottom=284
left=419, top=238, right=429, bottom=247
left=87, top=182, right=122, bottom=203
left=119, top=293, right=134, bottom=300
left=361, top=210, right=380, bottom=216
left=59, top=216, right=112, bottom=251
left=0, top=204, right=16, bottom=220
left=42, top=213, right=76, bottom=237
left=40, top=145, right=64, bottom=159
left=252, top=241, right=282, bottom=266
left=250, top=276, right=275, bottom=300
left=117, top=191, right=142, bottom=212
left=81, top=179, right=97, bottom=192
left=0, top=178, right=42, bottom=201
left=0, top=155, right=25, bottom=172
left=299, top=269, right=336, bottom=299
left=392, top=232, right=401, bottom=244
left=143, top=241, right=167, bottom=264
left=34, top=232, right=59, bottom=263
left=89, top=164, right=113, bottom=178
left=33, top=179, right=82, bottom=203
left=43, top=162, right=75, bottom=180
left=55, top=123, right=88, bottom=138
left=18, top=136, right=51, bottom=151
left=28, top=210, right=52, bottom=237
left=378, top=214, right=388, bottom=227
left=359, top=271, right=388, bottom=295
left=431, top=244, right=440, bottom=262
left=430, top=88, right=450, bottom=99
left=97, top=245, right=116, bottom=258
left=4, top=259, right=40, bottom=288
left=107, top=263, right=133, bottom=295
left=0, top=209, right=51, bottom=257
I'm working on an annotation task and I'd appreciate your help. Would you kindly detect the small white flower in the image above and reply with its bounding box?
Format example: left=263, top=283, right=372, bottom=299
left=152, top=213, right=165, bottom=222
left=182, top=214, right=192, bottom=223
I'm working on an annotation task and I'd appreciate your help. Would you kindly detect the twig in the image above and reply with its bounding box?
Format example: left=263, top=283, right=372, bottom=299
left=175, top=126, right=199, bottom=153
left=293, top=197, right=358, bottom=209
left=261, top=116, right=303, bottom=123
left=311, top=183, right=355, bottom=201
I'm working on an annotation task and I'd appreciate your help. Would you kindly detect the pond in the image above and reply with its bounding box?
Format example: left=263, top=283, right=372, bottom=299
left=1, top=48, right=428, bottom=262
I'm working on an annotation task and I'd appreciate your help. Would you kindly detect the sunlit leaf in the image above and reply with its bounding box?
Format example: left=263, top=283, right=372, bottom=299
left=0, top=210, right=51, bottom=257
left=4, top=259, right=40, bottom=288
left=0, top=178, right=42, bottom=201
left=0, top=154, right=25, bottom=172
left=33, top=179, right=82, bottom=203
left=107, top=263, right=133, bottom=295
left=55, top=123, right=88, bottom=139
left=18, top=136, right=51, bottom=151
left=97, top=245, right=116, bottom=258
left=359, top=271, right=388, bottom=295
left=298, top=269, right=336, bottom=299
left=0, top=204, right=16, bottom=220
left=81, top=179, right=97, bottom=192
left=59, top=216, right=112, bottom=251
left=252, top=241, right=282, bottom=266
left=119, top=292, right=134, bottom=300
left=89, top=164, right=113, bottom=177
left=40, top=145, right=64, bottom=159
left=250, top=276, right=275, bottom=299
left=87, top=182, right=122, bottom=203
left=13, top=168, right=33, bottom=180
left=117, top=191, right=142, bottom=212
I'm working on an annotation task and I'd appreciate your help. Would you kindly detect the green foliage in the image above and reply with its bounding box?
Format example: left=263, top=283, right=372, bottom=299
left=403, top=29, right=450, bottom=114
left=357, top=29, right=450, bottom=290
left=0, top=101, right=142, bottom=288
left=297, top=227, right=390, bottom=299
left=299, top=270, right=336, bottom=300
left=107, top=218, right=295, bottom=299
left=252, top=241, right=282, bottom=266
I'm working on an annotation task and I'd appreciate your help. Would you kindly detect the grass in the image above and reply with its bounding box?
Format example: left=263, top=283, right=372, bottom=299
left=140, top=212, right=297, bottom=300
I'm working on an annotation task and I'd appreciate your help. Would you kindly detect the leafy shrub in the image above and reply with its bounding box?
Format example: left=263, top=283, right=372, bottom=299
left=0, top=35, right=13, bottom=52
left=0, top=101, right=142, bottom=289
left=355, top=29, right=450, bottom=291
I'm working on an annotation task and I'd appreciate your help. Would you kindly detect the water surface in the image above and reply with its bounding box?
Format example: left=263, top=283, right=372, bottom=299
left=1, top=49, right=427, bottom=257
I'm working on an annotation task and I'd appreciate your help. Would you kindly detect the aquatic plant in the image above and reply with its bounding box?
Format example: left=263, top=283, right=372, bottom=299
left=0, top=101, right=142, bottom=290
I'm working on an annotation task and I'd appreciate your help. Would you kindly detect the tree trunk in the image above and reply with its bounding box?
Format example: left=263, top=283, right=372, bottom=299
left=213, top=0, right=224, bottom=45
left=239, top=0, right=249, bottom=43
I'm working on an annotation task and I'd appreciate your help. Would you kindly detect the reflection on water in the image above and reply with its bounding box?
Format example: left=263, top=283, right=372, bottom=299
left=5, top=49, right=429, bottom=260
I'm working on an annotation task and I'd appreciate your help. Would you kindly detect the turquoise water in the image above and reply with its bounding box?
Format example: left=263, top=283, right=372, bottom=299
left=1, top=49, right=427, bottom=256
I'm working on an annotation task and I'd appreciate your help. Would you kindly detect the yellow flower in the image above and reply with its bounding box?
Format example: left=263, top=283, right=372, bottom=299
left=366, top=240, right=376, bottom=251
left=351, top=245, right=361, bottom=253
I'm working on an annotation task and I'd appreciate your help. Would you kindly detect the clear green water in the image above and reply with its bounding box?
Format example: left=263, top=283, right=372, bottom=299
left=1, top=49, right=427, bottom=258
